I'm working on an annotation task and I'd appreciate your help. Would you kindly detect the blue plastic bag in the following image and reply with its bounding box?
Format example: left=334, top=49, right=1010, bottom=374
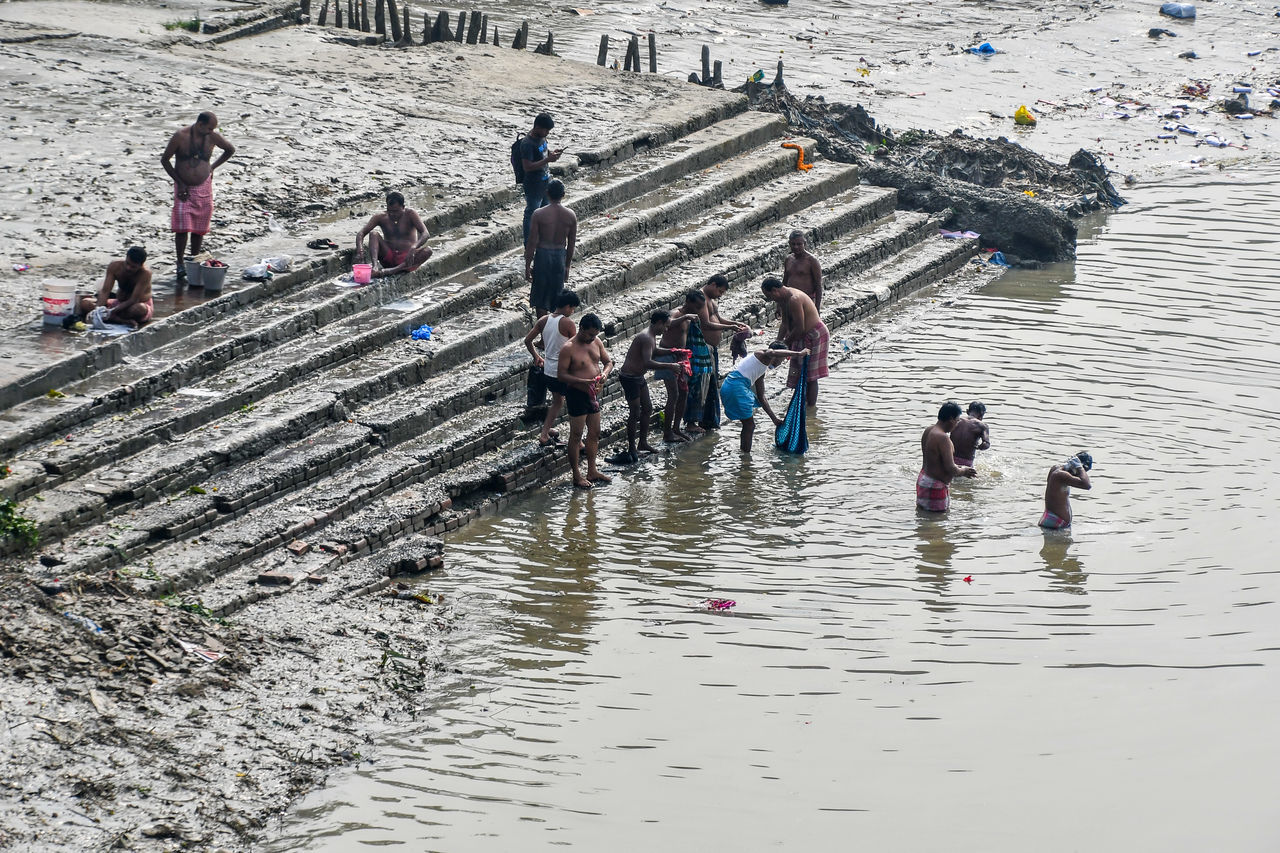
left=410, top=324, right=433, bottom=341
left=1159, top=3, right=1196, bottom=19
left=987, top=251, right=1011, bottom=267
left=969, top=42, right=997, bottom=55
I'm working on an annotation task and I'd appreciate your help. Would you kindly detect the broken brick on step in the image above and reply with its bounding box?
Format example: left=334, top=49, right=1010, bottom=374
left=286, top=540, right=310, bottom=556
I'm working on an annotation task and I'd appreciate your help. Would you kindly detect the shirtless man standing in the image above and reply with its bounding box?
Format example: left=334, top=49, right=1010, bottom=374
left=1040, top=452, right=1093, bottom=529
left=655, top=290, right=702, bottom=443
left=917, top=401, right=977, bottom=512
left=610, top=310, right=674, bottom=464
left=684, top=274, right=748, bottom=432
left=162, top=112, right=235, bottom=279
left=950, top=401, right=991, bottom=468
left=355, top=192, right=433, bottom=278
left=761, top=277, right=830, bottom=409
left=783, top=230, right=823, bottom=311
left=78, top=246, right=153, bottom=328
left=525, top=179, right=577, bottom=318
left=557, top=313, right=613, bottom=489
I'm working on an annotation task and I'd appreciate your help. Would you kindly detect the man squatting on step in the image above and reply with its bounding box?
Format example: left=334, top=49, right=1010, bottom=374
left=760, top=276, right=829, bottom=410
left=1040, top=451, right=1093, bottom=529
left=557, top=313, right=614, bottom=489
left=355, top=192, right=434, bottom=278
left=78, top=246, right=154, bottom=328
left=950, top=401, right=990, bottom=468
left=162, top=112, right=234, bottom=279
left=918, top=401, right=978, bottom=512
left=525, top=179, right=577, bottom=318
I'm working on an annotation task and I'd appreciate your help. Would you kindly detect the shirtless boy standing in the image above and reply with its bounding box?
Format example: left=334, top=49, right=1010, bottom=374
left=557, top=313, right=613, bottom=489
left=655, top=290, right=702, bottom=443
left=610, top=310, right=673, bottom=464
left=1040, top=452, right=1093, bottom=529
left=78, top=246, right=154, bottom=328
left=525, top=179, right=577, bottom=318
left=783, top=230, right=823, bottom=311
left=161, top=112, right=235, bottom=279
left=917, top=401, right=978, bottom=512
left=524, top=289, right=580, bottom=447
left=355, top=192, right=433, bottom=278
left=950, top=401, right=991, bottom=468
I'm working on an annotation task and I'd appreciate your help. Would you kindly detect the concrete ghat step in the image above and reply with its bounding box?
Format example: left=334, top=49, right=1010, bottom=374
left=13, top=179, right=895, bottom=551
left=0, top=97, right=754, bottom=415
left=0, top=111, right=787, bottom=459
left=34, top=231, right=976, bottom=582
left=11, top=153, right=854, bottom=496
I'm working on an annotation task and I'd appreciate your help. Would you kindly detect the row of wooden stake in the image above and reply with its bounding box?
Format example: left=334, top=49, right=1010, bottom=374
left=302, top=0, right=660, bottom=69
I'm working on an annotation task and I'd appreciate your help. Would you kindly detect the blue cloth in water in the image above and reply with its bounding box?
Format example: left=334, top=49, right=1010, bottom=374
left=1159, top=3, right=1196, bottom=19
left=775, top=355, right=809, bottom=454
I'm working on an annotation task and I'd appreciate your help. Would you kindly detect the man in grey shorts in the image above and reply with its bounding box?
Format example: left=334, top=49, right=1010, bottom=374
left=524, top=179, right=577, bottom=318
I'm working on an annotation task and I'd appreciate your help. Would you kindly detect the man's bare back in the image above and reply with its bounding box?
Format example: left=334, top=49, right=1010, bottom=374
left=621, top=330, right=660, bottom=375
left=530, top=202, right=577, bottom=250
left=951, top=417, right=988, bottom=462
left=659, top=308, right=695, bottom=349
left=921, top=424, right=966, bottom=483
left=774, top=286, right=820, bottom=343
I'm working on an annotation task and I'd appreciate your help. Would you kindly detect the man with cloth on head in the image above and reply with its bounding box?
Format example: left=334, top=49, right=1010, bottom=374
left=918, top=401, right=977, bottom=512
left=1040, top=451, right=1093, bottom=529
left=761, top=276, right=829, bottom=410
left=525, top=179, right=577, bottom=318
left=162, top=111, right=235, bottom=279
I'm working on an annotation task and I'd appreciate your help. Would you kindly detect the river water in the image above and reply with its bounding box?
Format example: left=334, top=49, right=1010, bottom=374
left=269, top=164, right=1280, bottom=849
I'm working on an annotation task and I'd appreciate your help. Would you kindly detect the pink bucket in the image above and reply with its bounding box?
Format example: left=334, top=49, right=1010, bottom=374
left=352, top=264, right=372, bottom=285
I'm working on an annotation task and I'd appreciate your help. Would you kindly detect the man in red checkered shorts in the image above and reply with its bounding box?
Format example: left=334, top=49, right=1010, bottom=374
left=162, top=112, right=235, bottom=281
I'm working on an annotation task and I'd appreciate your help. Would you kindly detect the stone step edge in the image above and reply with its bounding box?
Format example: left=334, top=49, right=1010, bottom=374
left=9, top=182, right=899, bottom=552
left=230, top=238, right=986, bottom=616
left=13, top=146, right=847, bottom=489
left=0, top=118, right=799, bottom=462
left=0, top=98, right=759, bottom=416
left=33, top=226, right=965, bottom=578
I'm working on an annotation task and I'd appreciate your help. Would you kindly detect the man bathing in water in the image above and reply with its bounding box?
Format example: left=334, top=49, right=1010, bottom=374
left=654, top=290, right=702, bottom=443
left=783, top=230, right=823, bottom=311
left=1041, top=452, right=1093, bottom=529
left=162, top=111, right=235, bottom=279
left=78, top=246, right=153, bottom=328
left=355, top=192, right=433, bottom=278
left=721, top=342, right=809, bottom=452
left=761, top=277, right=829, bottom=410
left=558, top=313, right=613, bottom=489
left=950, top=401, right=990, bottom=468
left=610, top=310, right=675, bottom=464
left=525, top=179, right=577, bottom=318
left=918, top=401, right=977, bottom=512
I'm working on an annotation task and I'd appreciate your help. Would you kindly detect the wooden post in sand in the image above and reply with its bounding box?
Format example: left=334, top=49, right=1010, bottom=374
left=648, top=33, right=657, bottom=73
left=701, top=44, right=710, bottom=85
left=360, top=0, right=370, bottom=33
left=491, top=25, right=498, bottom=45
left=317, top=0, right=328, bottom=25
left=534, top=30, right=554, bottom=55
left=772, top=60, right=784, bottom=89
left=334, top=2, right=343, bottom=27
left=514, top=21, right=528, bottom=50
left=712, top=60, right=723, bottom=87
left=431, top=10, right=448, bottom=42
left=346, top=0, right=355, bottom=29
left=629, top=36, right=640, bottom=71
left=466, top=10, right=481, bottom=44
left=374, top=0, right=385, bottom=36
left=597, top=34, right=608, bottom=66
left=480, top=15, right=487, bottom=41
left=423, top=12, right=432, bottom=43
left=387, top=0, right=401, bottom=41
left=453, top=12, right=464, bottom=41
left=302, top=0, right=311, bottom=16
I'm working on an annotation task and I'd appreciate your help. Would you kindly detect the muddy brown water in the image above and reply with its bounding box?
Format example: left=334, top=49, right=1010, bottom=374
left=265, top=166, right=1280, bottom=849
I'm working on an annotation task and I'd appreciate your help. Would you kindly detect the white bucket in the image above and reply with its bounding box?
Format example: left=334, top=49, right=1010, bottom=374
left=42, top=282, right=77, bottom=325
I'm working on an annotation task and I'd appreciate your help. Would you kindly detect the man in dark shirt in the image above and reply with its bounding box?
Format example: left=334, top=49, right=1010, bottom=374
left=519, top=112, right=563, bottom=244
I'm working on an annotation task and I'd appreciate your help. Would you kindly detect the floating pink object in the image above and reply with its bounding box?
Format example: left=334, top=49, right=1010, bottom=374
left=704, top=598, right=736, bottom=611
